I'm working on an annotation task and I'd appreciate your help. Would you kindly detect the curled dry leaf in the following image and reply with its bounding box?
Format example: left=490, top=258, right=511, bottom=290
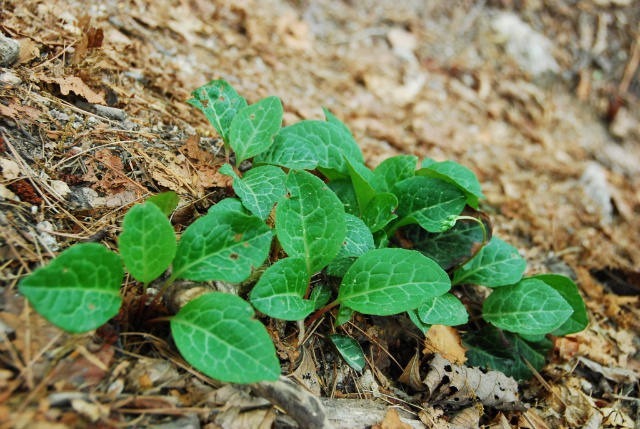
left=422, top=354, right=525, bottom=411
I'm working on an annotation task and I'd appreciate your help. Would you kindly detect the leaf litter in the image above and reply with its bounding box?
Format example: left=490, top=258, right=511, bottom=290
left=1, top=0, right=640, bottom=428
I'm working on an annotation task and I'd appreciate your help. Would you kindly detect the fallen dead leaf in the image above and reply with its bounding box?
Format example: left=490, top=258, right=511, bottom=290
left=423, top=325, right=467, bottom=364
left=39, top=75, right=106, bottom=105
left=371, top=408, right=412, bottom=429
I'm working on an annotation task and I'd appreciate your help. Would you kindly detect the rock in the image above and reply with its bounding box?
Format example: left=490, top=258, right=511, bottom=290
left=0, top=34, right=20, bottom=66
left=492, top=12, right=560, bottom=76
left=580, top=162, right=612, bottom=225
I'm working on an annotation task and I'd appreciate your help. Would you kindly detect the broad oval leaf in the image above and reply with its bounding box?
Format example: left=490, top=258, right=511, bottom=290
left=257, top=121, right=363, bottom=175
left=452, top=237, right=526, bottom=287
left=171, top=292, right=280, bottom=383
left=275, top=170, right=347, bottom=274
left=173, top=206, right=272, bottom=282
left=146, top=191, right=180, bottom=216
left=119, top=203, right=177, bottom=284
left=220, top=164, right=286, bottom=220
left=18, top=243, right=123, bottom=333
left=327, top=214, right=375, bottom=278
left=371, top=155, right=418, bottom=193
left=249, top=257, right=314, bottom=321
left=362, top=193, right=398, bottom=233
left=187, top=80, right=247, bottom=144
left=418, top=159, right=485, bottom=209
left=417, top=293, right=468, bottom=326
left=336, top=248, right=450, bottom=316
left=483, top=278, right=574, bottom=335
left=328, top=334, right=365, bottom=371
left=230, top=96, right=283, bottom=165
left=534, top=274, right=588, bottom=336
left=344, top=155, right=376, bottom=212
left=391, top=177, right=467, bottom=233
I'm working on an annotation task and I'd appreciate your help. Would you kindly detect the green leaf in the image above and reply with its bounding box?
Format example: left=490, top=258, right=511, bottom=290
left=371, top=155, right=417, bottom=193
left=533, top=274, right=588, bottom=336
left=463, top=325, right=551, bottom=380
left=327, top=178, right=359, bottom=216
left=310, top=284, right=331, bottom=310
left=220, top=164, right=286, bottom=220
left=405, top=209, right=492, bottom=271
left=362, top=193, right=398, bottom=233
left=256, top=121, right=363, bottom=175
left=119, top=203, right=177, bottom=284
left=483, top=278, right=574, bottom=335
left=229, top=96, right=283, bottom=165
left=249, top=257, right=314, bottom=321
left=418, top=159, right=485, bottom=209
left=275, top=170, right=347, bottom=274
left=173, top=206, right=272, bottom=282
left=417, top=293, right=468, bottom=326
left=171, top=292, right=280, bottom=383
left=322, top=107, right=355, bottom=140
left=146, top=191, right=180, bottom=216
left=391, top=177, right=467, bottom=233
left=328, top=334, right=365, bottom=371
left=336, top=248, right=450, bottom=316
left=187, top=80, right=247, bottom=144
left=407, top=309, right=431, bottom=334
left=344, top=156, right=376, bottom=212
left=327, top=214, right=375, bottom=278
left=452, top=237, right=526, bottom=287
left=335, top=306, right=354, bottom=327
left=18, top=243, right=123, bottom=333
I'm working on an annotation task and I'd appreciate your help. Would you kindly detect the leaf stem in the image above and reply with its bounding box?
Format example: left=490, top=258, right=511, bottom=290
left=143, top=274, right=177, bottom=320
left=305, top=301, right=339, bottom=326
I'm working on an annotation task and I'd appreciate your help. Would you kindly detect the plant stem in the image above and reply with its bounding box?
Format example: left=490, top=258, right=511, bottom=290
left=305, top=301, right=339, bottom=327
left=143, top=274, right=177, bottom=320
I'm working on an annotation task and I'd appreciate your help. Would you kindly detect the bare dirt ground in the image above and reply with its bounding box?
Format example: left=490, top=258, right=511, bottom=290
left=1, top=0, right=640, bottom=428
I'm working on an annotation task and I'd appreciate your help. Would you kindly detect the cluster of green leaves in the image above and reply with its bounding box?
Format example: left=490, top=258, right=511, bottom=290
left=19, top=79, right=587, bottom=384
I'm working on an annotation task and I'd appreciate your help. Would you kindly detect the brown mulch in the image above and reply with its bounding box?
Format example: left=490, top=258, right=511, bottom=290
left=1, top=0, right=639, bottom=428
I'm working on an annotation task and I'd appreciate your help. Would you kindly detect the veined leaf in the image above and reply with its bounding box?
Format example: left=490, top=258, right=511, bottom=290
left=452, top=237, right=526, bottom=287
left=327, top=214, right=375, bottom=277
left=220, top=164, right=286, bottom=220
left=187, top=80, right=247, bottom=144
left=418, top=159, right=485, bottom=209
left=173, top=205, right=272, bottom=282
left=256, top=121, right=363, bottom=175
left=371, top=155, right=417, bottom=193
left=171, top=292, right=280, bottom=383
left=229, top=96, right=283, bottom=165
left=534, top=274, right=588, bottom=336
left=310, top=284, right=331, bottom=310
left=483, top=278, right=574, bottom=335
left=362, top=192, right=398, bottom=233
left=18, top=243, right=123, bottom=333
left=249, top=257, right=314, bottom=321
left=336, top=248, right=450, bottom=316
left=417, top=293, right=468, bottom=326
left=391, top=177, right=466, bottom=233
left=119, top=203, right=177, bottom=284
left=275, top=170, right=346, bottom=274
left=146, top=191, right=180, bottom=216
left=328, top=334, right=365, bottom=371
left=322, top=107, right=355, bottom=140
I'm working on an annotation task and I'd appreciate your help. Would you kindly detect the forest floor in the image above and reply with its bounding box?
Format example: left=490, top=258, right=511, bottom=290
left=1, top=0, right=640, bottom=428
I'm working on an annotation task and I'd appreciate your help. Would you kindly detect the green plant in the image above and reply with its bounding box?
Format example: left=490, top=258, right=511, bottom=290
left=18, top=80, right=588, bottom=383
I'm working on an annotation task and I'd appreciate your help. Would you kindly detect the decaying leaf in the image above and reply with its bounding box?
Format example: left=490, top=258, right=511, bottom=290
left=422, top=354, right=525, bottom=411
left=371, top=408, right=412, bottom=429
left=39, top=76, right=106, bottom=105
left=398, top=350, right=426, bottom=391
left=424, top=325, right=467, bottom=364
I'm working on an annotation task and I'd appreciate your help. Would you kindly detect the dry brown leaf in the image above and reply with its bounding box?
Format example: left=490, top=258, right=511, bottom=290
left=423, top=325, right=467, bottom=364
left=398, top=350, right=426, bottom=391
left=16, top=38, right=39, bottom=65
left=448, top=405, right=481, bottom=429
left=422, top=354, right=523, bottom=411
left=371, top=408, right=412, bottom=429
left=487, top=412, right=512, bottom=429
left=39, top=76, right=106, bottom=105
left=0, top=101, right=42, bottom=122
